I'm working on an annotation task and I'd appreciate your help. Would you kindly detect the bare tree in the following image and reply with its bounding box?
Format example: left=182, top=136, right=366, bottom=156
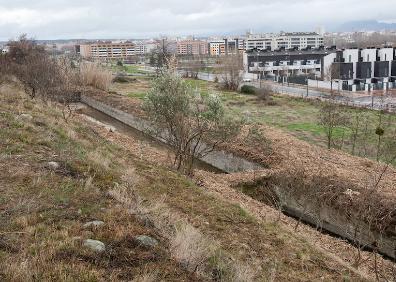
left=375, top=110, right=385, bottom=162
left=347, top=109, right=364, bottom=156
left=177, top=55, right=205, bottom=79
left=4, top=35, right=83, bottom=120
left=318, top=101, right=349, bottom=149
left=143, top=69, right=241, bottom=175
left=324, top=64, right=340, bottom=95
left=218, top=54, right=243, bottom=91
left=150, top=39, right=175, bottom=74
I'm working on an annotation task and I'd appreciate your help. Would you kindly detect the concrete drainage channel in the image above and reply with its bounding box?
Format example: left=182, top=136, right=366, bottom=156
left=80, top=95, right=263, bottom=173
left=80, top=95, right=395, bottom=260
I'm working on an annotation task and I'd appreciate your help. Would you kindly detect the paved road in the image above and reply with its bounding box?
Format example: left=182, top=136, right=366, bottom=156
left=179, top=70, right=396, bottom=112
left=245, top=80, right=396, bottom=112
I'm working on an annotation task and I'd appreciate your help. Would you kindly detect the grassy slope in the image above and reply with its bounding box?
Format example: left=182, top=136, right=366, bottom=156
left=0, top=84, right=367, bottom=281
left=0, top=84, right=196, bottom=281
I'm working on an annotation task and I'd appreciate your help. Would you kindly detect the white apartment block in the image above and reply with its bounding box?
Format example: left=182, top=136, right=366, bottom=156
left=245, top=32, right=324, bottom=51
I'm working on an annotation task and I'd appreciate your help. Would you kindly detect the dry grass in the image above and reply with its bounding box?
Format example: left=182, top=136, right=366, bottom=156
left=0, top=83, right=196, bottom=281
left=80, top=62, right=112, bottom=91
left=110, top=170, right=257, bottom=280
left=231, top=262, right=257, bottom=282
left=131, top=270, right=158, bottom=282
left=170, top=223, right=219, bottom=273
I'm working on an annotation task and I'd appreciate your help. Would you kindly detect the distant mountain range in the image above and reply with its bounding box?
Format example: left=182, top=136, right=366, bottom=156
left=337, top=20, right=396, bottom=32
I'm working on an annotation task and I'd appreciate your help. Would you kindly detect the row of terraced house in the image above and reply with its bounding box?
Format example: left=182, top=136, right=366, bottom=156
left=244, top=46, right=396, bottom=92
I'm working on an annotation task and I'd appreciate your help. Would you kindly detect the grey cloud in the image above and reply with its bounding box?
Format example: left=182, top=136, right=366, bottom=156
left=0, top=0, right=394, bottom=40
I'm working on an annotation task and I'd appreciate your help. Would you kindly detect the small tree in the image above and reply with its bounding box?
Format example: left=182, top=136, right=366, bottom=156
left=144, top=69, right=241, bottom=175
left=347, top=109, right=364, bottom=156
left=150, top=39, right=174, bottom=74
left=319, top=101, right=348, bottom=149
left=375, top=110, right=385, bottom=162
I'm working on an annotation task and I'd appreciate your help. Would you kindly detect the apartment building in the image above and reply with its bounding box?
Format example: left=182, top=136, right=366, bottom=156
left=77, top=41, right=155, bottom=60
left=244, top=46, right=396, bottom=91
left=132, top=41, right=156, bottom=55
left=176, top=40, right=208, bottom=55
left=245, top=32, right=324, bottom=51
left=208, top=38, right=245, bottom=56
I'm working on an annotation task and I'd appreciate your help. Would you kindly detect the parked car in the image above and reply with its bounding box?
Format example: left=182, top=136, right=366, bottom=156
left=242, top=78, right=252, bottom=82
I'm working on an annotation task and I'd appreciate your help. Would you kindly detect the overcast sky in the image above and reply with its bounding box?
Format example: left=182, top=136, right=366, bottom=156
left=0, top=0, right=395, bottom=40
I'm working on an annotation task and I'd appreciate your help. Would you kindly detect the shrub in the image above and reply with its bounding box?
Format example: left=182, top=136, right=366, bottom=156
left=80, top=62, right=112, bottom=91
left=240, top=85, right=257, bottom=95
left=144, top=69, right=241, bottom=175
left=4, top=35, right=81, bottom=104
left=256, top=84, right=273, bottom=102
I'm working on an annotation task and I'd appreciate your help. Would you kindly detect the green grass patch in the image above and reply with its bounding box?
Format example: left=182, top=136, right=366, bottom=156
left=127, top=92, right=147, bottom=99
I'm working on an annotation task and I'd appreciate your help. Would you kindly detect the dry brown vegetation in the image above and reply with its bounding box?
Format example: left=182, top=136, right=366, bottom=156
left=0, top=83, right=197, bottom=281
left=1, top=80, right=382, bottom=280
left=80, top=62, right=113, bottom=91
left=81, top=87, right=396, bottom=278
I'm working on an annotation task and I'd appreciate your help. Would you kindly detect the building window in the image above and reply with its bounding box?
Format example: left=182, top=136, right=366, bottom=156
left=367, top=54, right=369, bottom=62
left=349, top=55, right=351, bottom=62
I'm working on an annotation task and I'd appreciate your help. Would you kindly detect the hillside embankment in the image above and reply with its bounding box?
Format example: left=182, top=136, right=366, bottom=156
left=76, top=88, right=396, bottom=277
left=83, top=89, right=396, bottom=257
left=3, top=81, right=391, bottom=280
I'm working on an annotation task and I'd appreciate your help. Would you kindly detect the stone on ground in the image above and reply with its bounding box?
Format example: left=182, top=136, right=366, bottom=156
left=83, top=239, right=106, bottom=252
left=134, top=235, right=158, bottom=248
left=83, top=220, right=105, bottom=229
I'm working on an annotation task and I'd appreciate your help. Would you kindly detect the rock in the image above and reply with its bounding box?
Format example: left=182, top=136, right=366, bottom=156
left=83, top=220, right=105, bottom=229
left=83, top=239, right=105, bottom=252
left=19, top=113, right=32, bottom=120
left=134, top=235, right=158, bottom=248
left=47, top=161, right=60, bottom=170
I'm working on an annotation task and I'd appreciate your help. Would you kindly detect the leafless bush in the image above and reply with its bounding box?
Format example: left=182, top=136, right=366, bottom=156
left=256, top=84, right=273, bottom=103
left=80, top=62, right=112, bottom=91
left=3, top=35, right=81, bottom=108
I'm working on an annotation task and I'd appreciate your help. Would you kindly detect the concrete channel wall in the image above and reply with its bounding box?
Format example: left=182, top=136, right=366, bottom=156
left=276, top=187, right=395, bottom=259
left=81, top=95, right=395, bottom=259
left=81, top=95, right=263, bottom=173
